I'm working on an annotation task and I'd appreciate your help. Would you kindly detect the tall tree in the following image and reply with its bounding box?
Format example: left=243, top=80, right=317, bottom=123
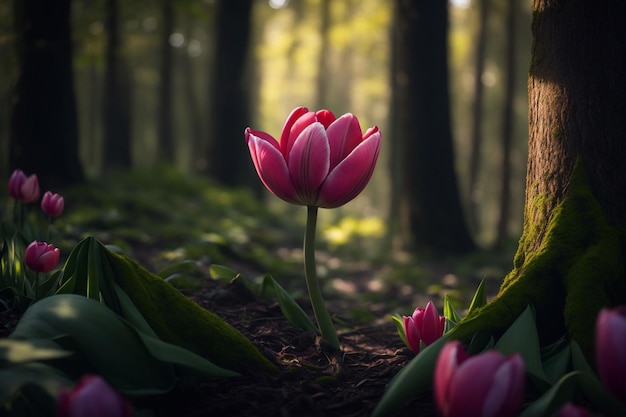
left=207, top=0, right=255, bottom=188
left=493, top=0, right=517, bottom=249
left=467, top=0, right=489, bottom=234
left=314, top=0, right=331, bottom=110
left=102, top=0, right=133, bottom=171
left=392, top=0, right=475, bottom=254
left=9, top=0, right=84, bottom=188
left=157, top=0, right=175, bottom=164
left=452, top=0, right=626, bottom=359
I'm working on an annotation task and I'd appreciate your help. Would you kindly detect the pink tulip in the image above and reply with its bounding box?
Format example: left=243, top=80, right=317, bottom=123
left=403, top=301, right=446, bottom=354
left=41, top=191, right=65, bottom=217
left=57, top=374, right=133, bottom=417
left=434, top=341, right=525, bottom=417
left=24, top=241, right=60, bottom=273
left=557, top=403, right=589, bottom=417
left=245, top=106, right=381, bottom=208
left=595, top=305, right=626, bottom=403
left=8, top=169, right=40, bottom=203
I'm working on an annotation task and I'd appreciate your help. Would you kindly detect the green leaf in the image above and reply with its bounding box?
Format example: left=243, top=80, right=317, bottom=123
left=466, top=329, right=494, bottom=355
left=0, top=363, right=72, bottom=409
left=443, top=295, right=461, bottom=326
left=519, top=371, right=579, bottom=417
left=542, top=342, right=571, bottom=385
left=157, top=260, right=202, bottom=279
left=372, top=336, right=449, bottom=417
left=391, top=314, right=409, bottom=348
left=0, top=339, right=71, bottom=364
left=467, top=278, right=487, bottom=315
left=494, top=305, right=549, bottom=390
left=209, top=264, right=239, bottom=281
left=10, top=294, right=236, bottom=395
left=262, top=275, right=316, bottom=332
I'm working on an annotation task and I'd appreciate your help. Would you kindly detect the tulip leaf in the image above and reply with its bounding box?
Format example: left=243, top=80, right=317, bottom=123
left=519, top=371, right=579, bottom=417
left=262, top=274, right=316, bottom=332
left=9, top=294, right=237, bottom=396
left=157, top=260, right=202, bottom=279
left=371, top=336, right=449, bottom=417
left=391, top=314, right=409, bottom=349
left=494, top=304, right=549, bottom=390
left=443, top=295, right=461, bottom=329
left=542, top=342, right=571, bottom=385
left=209, top=264, right=239, bottom=281
left=570, top=341, right=626, bottom=416
left=0, top=338, right=71, bottom=364
left=466, top=329, right=494, bottom=355
left=0, top=363, right=72, bottom=410
left=467, top=278, right=487, bottom=315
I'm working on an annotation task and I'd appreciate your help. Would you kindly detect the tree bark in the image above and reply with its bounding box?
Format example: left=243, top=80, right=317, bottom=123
left=452, top=0, right=626, bottom=359
left=394, top=0, right=475, bottom=254
left=9, top=0, right=84, bottom=189
left=207, top=0, right=256, bottom=188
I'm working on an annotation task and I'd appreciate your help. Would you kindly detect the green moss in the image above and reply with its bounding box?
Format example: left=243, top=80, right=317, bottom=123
left=450, top=160, right=626, bottom=360
left=106, top=250, right=277, bottom=374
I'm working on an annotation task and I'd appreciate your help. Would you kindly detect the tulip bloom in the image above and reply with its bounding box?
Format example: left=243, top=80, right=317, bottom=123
left=24, top=241, right=60, bottom=273
left=595, top=306, right=626, bottom=402
left=557, top=403, right=589, bottom=417
left=403, top=301, right=446, bottom=354
left=8, top=169, right=40, bottom=203
left=434, top=341, right=525, bottom=417
left=41, top=191, right=65, bottom=217
left=245, top=106, right=381, bottom=208
left=58, top=374, right=133, bottom=417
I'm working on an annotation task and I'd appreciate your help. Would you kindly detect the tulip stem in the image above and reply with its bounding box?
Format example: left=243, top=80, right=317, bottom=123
left=304, top=205, right=340, bottom=350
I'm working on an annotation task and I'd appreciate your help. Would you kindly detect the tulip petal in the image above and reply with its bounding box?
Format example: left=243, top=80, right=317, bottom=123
left=315, top=109, right=336, bottom=129
left=434, top=341, right=468, bottom=417
left=282, top=109, right=316, bottom=159
left=596, top=307, right=626, bottom=402
left=482, top=354, right=525, bottom=417
left=287, top=123, right=330, bottom=205
left=246, top=130, right=300, bottom=204
left=447, top=351, right=507, bottom=417
left=403, top=316, right=421, bottom=354
left=326, top=113, right=364, bottom=171
left=421, top=301, right=443, bottom=345
left=316, top=130, right=380, bottom=208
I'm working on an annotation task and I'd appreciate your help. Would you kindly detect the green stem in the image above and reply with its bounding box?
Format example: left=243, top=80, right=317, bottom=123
left=303, top=205, right=340, bottom=349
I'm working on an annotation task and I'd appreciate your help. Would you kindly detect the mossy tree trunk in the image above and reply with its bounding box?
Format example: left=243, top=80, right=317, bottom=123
left=452, top=0, right=626, bottom=359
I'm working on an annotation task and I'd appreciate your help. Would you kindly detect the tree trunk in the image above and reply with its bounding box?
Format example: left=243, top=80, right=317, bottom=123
left=157, top=0, right=175, bottom=164
left=102, top=0, right=132, bottom=171
left=452, top=0, right=626, bottom=360
left=9, top=0, right=84, bottom=189
left=493, top=0, right=517, bottom=250
left=394, top=0, right=475, bottom=254
left=207, top=0, right=256, bottom=188
left=467, top=0, right=489, bottom=235
left=315, top=0, right=331, bottom=110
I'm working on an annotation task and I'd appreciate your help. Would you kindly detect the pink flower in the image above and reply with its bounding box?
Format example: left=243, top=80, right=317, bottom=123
left=557, top=403, right=589, bottom=417
left=41, top=191, right=65, bottom=217
left=57, top=374, right=133, bottom=417
left=245, top=106, right=381, bottom=208
left=24, top=241, right=60, bottom=273
left=8, top=169, right=40, bottom=203
left=595, top=305, right=626, bottom=403
left=434, top=341, right=525, bottom=417
left=402, top=301, right=446, bottom=354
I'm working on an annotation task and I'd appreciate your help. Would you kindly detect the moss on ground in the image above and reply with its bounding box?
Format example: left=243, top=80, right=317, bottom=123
left=450, top=160, right=626, bottom=360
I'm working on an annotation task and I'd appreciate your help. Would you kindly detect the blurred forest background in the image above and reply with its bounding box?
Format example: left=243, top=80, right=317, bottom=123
left=0, top=0, right=533, bottom=257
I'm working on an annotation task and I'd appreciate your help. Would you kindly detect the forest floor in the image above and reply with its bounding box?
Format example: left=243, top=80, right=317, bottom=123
left=0, top=168, right=516, bottom=416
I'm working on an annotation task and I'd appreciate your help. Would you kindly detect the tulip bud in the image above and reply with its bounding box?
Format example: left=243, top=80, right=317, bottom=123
left=434, top=341, right=525, bottom=417
left=8, top=169, right=40, bottom=203
left=557, top=403, right=589, bottom=417
left=41, top=191, right=65, bottom=217
left=402, top=301, right=446, bottom=354
left=595, top=306, right=626, bottom=403
left=57, top=375, right=133, bottom=417
left=24, top=241, right=60, bottom=273
left=245, top=107, right=381, bottom=208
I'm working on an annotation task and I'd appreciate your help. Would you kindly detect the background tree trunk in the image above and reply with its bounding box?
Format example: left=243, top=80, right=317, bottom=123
left=452, top=0, right=626, bottom=359
left=9, top=0, right=84, bottom=189
left=157, top=0, right=175, bottom=164
left=393, top=0, right=475, bottom=254
left=467, top=0, right=489, bottom=235
left=314, top=0, right=330, bottom=110
left=207, top=0, right=255, bottom=188
left=102, top=0, right=132, bottom=171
